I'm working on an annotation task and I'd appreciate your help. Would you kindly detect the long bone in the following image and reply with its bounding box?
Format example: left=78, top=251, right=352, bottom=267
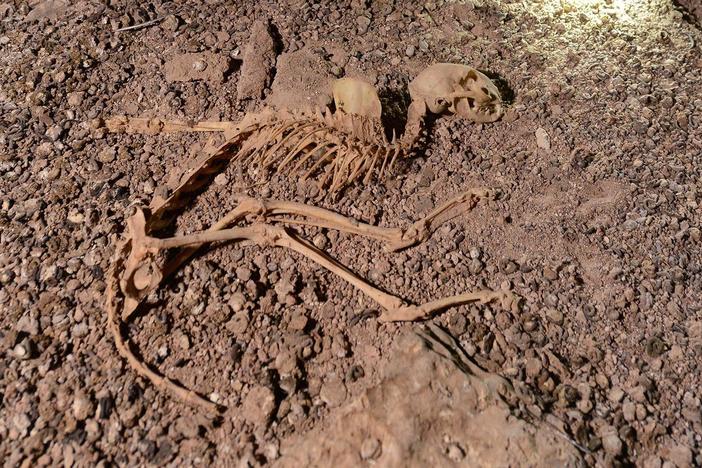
left=109, top=194, right=518, bottom=412
left=132, top=219, right=516, bottom=323
left=121, top=189, right=494, bottom=319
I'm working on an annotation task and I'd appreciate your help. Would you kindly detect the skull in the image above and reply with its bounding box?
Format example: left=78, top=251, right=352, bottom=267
left=332, top=77, right=382, bottom=119
left=408, top=63, right=503, bottom=123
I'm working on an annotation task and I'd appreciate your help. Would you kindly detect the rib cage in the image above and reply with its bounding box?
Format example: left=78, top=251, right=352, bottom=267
left=144, top=106, right=423, bottom=233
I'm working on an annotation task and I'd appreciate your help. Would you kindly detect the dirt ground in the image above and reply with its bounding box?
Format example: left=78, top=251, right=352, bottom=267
left=1, top=0, right=701, bottom=466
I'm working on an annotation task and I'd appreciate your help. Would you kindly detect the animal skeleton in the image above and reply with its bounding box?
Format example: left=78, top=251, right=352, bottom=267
left=105, top=63, right=515, bottom=412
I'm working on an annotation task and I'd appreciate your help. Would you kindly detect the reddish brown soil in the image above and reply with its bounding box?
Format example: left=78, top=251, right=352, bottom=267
left=1, top=0, right=701, bottom=466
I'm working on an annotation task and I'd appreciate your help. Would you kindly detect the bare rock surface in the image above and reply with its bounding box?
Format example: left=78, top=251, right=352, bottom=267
left=277, top=327, right=583, bottom=467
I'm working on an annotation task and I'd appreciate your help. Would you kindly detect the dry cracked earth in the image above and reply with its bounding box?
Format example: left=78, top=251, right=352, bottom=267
left=1, top=0, right=702, bottom=466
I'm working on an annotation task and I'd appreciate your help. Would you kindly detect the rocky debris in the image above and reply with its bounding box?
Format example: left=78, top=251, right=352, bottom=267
left=319, top=376, right=347, bottom=408
left=275, top=329, right=582, bottom=466
left=268, top=47, right=335, bottom=110
left=24, top=0, right=69, bottom=22
left=72, top=391, right=94, bottom=421
left=238, top=19, right=279, bottom=107
left=242, top=385, right=276, bottom=426
left=163, top=53, right=231, bottom=85
left=535, top=127, right=551, bottom=150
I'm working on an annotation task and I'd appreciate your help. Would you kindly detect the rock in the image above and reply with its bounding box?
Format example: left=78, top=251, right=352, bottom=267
left=25, top=0, right=69, bottom=22
left=67, top=91, right=84, bottom=107
left=46, top=125, right=63, bottom=141
left=360, top=437, right=381, bottom=460
left=319, top=377, right=347, bottom=408
left=12, top=412, right=32, bottom=438
left=242, top=386, right=276, bottom=426
left=525, top=357, right=542, bottom=378
left=545, top=308, right=564, bottom=325
left=357, top=16, right=371, bottom=34
left=73, top=392, right=94, bottom=421
left=213, top=173, right=228, bottom=186
left=236, top=266, right=252, bottom=282
left=97, top=393, right=113, bottom=419
left=97, top=147, right=116, bottom=163
left=160, top=14, right=180, bottom=31
left=600, top=425, right=622, bottom=456
left=274, top=278, right=296, bottom=300
left=535, top=127, right=551, bottom=150
left=643, top=455, right=663, bottom=468
left=289, top=311, right=308, bottom=331
left=312, top=233, right=328, bottom=250
left=13, top=337, right=35, bottom=360
left=663, top=445, right=692, bottom=467
left=405, top=45, right=415, bottom=57
left=609, top=387, right=625, bottom=403
left=645, top=336, right=667, bottom=357
left=446, top=442, right=465, bottom=461
left=238, top=19, right=278, bottom=105
left=173, top=416, right=199, bottom=438
left=622, top=400, right=636, bottom=421
left=226, top=311, right=250, bottom=335
left=16, top=315, right=40, bottom=335
left=163, top=52, right=230, bottom=85
left=543, top=267, right=558, bottom=281
left=228, top=292, right=246, bottom=312
left=269, top=47, right=335, bottom=110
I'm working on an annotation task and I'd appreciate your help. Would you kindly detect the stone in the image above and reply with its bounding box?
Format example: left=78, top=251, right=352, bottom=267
left=269, top=47, right=335, bottom=110
left=608, top=387, right=625, bottom=403
left=535, top=128, right=551, bottom=150
left=236, top=266, right=252, bottom=282
left=320, top=377, right=347, bottom=408
left=525, top=357, right=542, bottom=378
left=622, top=400, right=636, bottom=421
left=545, top=308, right=564, bottom=325
left=97, top=147, right=116, bottom=163
left=173, top=416, right=199, bottom=438
left=238, top=19, right=278, bottom=105
left=664, top=445, right=692, bottom=467
left=312, top=233, right=328, bottom=250
left=242, top=386, right=276, bottom=426
left=360, top=437, right=381, bottom=460
left=73, top=392, right=94, bottom=421
left=446, top=442, right=465, bottom=461
left=600, top=425, right=622, bottom=456
left=357, top=16, right=371, bottom=34
left=161, top=14, right=180, bottom=31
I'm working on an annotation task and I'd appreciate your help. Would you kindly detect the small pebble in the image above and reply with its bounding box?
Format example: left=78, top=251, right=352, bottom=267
left=545, top=308, right=563, bottom=325
left=360, top=437, right=381, bottom=460
left=312, top=232, right=328, bottom=250
left=535, top=127, right=551, bottom=150
left=73, top=392, right=94, bottom=421
left=319, top=377, right=347, bottom=408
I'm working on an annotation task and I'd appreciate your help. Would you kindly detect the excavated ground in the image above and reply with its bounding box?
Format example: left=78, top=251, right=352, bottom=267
left=1, top=0, right=701, bottom=466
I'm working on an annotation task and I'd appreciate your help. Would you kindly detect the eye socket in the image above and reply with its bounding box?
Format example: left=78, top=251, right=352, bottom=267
left=436, top=98, right=448, bottom=107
